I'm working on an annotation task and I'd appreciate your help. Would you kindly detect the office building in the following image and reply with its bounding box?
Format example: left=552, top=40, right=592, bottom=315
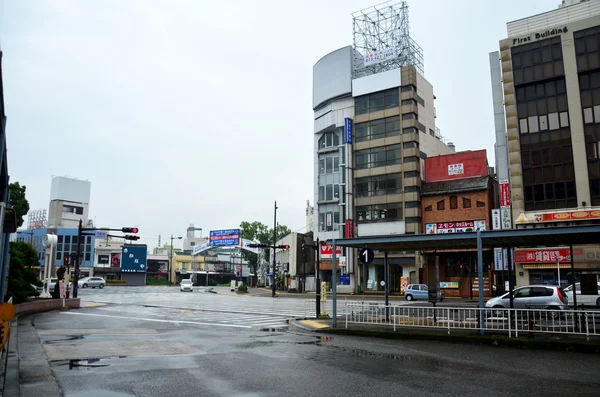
left=491, top=0, right=600, bottom=286
left=313, top=2, right=454, bottom=293
left=48, top=176, right=91, bottom=228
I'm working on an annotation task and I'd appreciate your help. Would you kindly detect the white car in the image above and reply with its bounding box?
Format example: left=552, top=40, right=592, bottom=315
left=564, top=282, right=600, bottom=306
left=43, top=278, right=73, bottom=291
left=180, top=279, right=193, bottom=292
left=78, top=277, right=106, bottom=289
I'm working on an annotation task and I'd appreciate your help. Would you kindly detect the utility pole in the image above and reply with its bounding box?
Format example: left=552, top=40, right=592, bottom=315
left=246, top=201, right=290, bottom=298
left=272, top=200, right=277, bottom=298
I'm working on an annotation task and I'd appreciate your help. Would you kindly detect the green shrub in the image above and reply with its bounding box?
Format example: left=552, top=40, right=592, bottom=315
left=288, top=288, right=298, bottom=293
left=6, top=242, right=41, bottom=303
left=107, top=280, right=126, bottom=285
left=146, top=279, right=171, bottom=286
left=237, top=284, right=248, bottom=292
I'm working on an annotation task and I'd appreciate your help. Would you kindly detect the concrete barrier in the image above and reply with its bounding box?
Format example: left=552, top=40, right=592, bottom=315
left=15, top=298, right=80, bottom=314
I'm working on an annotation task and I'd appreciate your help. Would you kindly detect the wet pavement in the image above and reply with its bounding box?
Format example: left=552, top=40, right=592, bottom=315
left=15, top=299, right=600, bottom=397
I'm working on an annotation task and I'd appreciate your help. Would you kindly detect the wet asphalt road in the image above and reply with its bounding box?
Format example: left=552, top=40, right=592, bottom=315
left=27, top=287, right=600, bottom=396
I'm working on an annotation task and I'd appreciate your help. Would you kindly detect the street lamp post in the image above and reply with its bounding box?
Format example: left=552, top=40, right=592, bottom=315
left=169, top=235, right=182, bottom=283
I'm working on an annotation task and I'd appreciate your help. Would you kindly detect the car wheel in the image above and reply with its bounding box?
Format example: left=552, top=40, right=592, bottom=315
left=99, top=284, right=104, bottom=289
left=405, top=294, right=413, bottom=301
left=83, top=283, right=88, bottom=288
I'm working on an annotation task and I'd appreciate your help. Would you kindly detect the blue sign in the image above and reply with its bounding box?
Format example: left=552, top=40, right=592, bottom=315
left=209, top=229, right=241, bottom=247
left=339, top=275, right=350, bottom=285
left=121, top=245, right=147, bottom=273
left=344, top=118, right=353, bottom=144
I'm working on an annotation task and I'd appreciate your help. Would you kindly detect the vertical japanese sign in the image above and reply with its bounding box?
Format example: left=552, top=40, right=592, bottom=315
left=499, top=179, right=511, bottom=207
left=500, top=207, right=512, bottom=230
left=492, top=209, right=501, bottom=230
left=344, top=118, right=353, bottom=144
left=345, top=219, right=354, bottom=238
left=494, top=248, right=503, bottom=271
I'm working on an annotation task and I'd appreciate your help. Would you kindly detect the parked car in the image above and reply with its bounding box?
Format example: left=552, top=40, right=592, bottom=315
left=564, top=282, right=600, bottom=306
left=180, top=279, right=193, bottom=292
left=78, top=277, right=106, bottom=289
left=485, top=285, right=569, bottom=311
left=43, top=278, right=73, bottom=291
left=404, top=284, right=445, bottom=301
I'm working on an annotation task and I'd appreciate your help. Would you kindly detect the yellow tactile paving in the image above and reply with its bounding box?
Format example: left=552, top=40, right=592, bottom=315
left=300, top=320, right=330, bottom=329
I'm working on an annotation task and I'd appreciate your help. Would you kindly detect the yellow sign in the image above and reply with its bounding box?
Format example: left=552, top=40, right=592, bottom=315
left=321, top=282, right=327, bottom=302
left=0, top=302, right=16, bottom=321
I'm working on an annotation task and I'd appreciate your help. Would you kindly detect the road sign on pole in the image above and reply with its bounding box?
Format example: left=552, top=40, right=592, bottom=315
left=359, top=247, right=374, bottom=264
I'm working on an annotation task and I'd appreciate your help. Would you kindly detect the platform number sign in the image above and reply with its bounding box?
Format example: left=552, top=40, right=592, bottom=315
left=359, top=247, right=375, bottom=265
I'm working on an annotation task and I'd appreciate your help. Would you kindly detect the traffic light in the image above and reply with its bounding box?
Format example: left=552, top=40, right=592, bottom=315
left=64, top=254, right=70, bottom=265
left=122, top=227, right=139, bottom=233
left=124, top=235, right=140, bottom=241
left=276, top=244, right=290, bottom=250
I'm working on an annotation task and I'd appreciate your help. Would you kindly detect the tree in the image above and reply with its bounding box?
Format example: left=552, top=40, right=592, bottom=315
left=239, top=220, right=292, bottom=277
left=9, top=182, right=30, bottom=228
left=6, top=242, right=41, bottom=303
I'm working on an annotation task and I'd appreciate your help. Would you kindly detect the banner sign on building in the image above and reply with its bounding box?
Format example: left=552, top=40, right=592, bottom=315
left=345, top=219, right=354, bottom=238
left=514, top=249, right=571, bottom=263
left=320, top=242, right=342, bottom=259
left=499, top=179, right=511, bottom=207
left=500, top=207, right=512, bottom=229
left=111, top=252, right=121, bottom=267
left=326, top=213, right=332, bottom=227
left=494, top=248, right=503, bottom=271
left=439, top=281, right=459, bottom=289
left=209, top=229, right=240, bottom=246
left=448, top=163, right=464, bottom=176
left=364, top=48, right=397, bottom=66
left=121, top=245, right=148, bottom=273
left=533, top=210, right=600, bottom=223
left=425, top=220, right=486, bottom=234
left=503, top=248, right=509, bottom=270
left=492, top=209, right=501, bottom=230
left=344, top=118, right=353, bottom=144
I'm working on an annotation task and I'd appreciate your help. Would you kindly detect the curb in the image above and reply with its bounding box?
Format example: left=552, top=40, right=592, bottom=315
left=317, top=327, right=600, bottom=354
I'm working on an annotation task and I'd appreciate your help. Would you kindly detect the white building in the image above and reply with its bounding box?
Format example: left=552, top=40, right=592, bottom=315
left=184, top=224, right=206, bottom=251
left=47, top=176, right=91, bottom=228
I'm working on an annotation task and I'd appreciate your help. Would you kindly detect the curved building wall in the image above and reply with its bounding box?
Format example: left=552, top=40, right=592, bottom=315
left=313, top=46, right=353, bottom=110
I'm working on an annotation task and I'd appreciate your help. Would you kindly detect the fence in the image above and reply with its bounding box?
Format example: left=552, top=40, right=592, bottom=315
left=341, top=302, right=599, bottom=340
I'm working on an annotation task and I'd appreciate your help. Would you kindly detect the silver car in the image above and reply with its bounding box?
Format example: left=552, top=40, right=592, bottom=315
left=485, top=285, right=569, bottom=311
left=78, top=277, right=106, bottom=289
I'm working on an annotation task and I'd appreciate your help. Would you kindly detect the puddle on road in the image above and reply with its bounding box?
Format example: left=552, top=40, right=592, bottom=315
left=44, top=335, right=85, bottom=344
left=237, top=336, right=334, bottom=349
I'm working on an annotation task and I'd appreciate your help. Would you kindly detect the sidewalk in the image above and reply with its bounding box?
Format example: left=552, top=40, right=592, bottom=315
left=4, top=314, right=62, bottom=397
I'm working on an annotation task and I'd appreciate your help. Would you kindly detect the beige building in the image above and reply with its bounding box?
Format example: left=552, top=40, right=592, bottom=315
left=492, top=0, right=600, bottom=287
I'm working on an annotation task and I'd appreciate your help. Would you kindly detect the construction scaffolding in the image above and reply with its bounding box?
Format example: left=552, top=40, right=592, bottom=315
left=352, top=1, right=424, bottom=78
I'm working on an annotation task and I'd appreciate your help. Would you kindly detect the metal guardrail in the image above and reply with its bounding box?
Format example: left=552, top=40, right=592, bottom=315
left=341, top=302, right=599, bottom=340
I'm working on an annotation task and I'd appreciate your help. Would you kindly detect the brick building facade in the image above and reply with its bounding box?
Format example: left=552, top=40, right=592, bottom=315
left=420, top=150, right=498, bottom=297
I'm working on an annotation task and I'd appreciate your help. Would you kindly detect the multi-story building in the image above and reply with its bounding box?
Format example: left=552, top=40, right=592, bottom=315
left=183, top=224, right=205, bottom=251
left=421, top=150, right=497, bottom=297
left=269, top=231, right=315, bottom=292
left=491, top=0, right=600, bottom=287
left=313, top=3, right=454, bottom=293
left=47, top=176, right=91, bottom=228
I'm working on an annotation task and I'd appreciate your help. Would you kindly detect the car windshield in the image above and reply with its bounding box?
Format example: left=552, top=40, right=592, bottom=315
left=182, top=280, right=192, bottom=284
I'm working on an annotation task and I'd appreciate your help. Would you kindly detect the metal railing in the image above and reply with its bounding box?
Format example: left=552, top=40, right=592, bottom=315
left=341, top=302, right=599, bottom=340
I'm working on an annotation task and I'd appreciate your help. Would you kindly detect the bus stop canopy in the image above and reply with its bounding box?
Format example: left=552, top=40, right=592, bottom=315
left=327, top=224, right=600, bottom=251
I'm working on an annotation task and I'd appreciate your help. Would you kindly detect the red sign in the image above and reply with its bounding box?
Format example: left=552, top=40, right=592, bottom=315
left=533, top=210, right=600, bottom=223
left=500, top=179, right=510, bottom=207
left=320, top=242, right=342, bottom=259
left=514, top=249, right=571, bottom=263
left=345, top=220, right=354, bottom=238
left=424, top=149, right=488, bottom=182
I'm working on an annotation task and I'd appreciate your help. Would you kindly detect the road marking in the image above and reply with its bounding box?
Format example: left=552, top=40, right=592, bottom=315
left=61, top=311, right=252, bottom=329
left=299, top=320, right=330, bottom=329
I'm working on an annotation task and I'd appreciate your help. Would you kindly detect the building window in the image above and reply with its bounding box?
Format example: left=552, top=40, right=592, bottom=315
left=354, top=88, right=400, bottom=115
left=476, top=201, right=485, bottom=208
left=416, top=95, right=425, bottom=106
left=418, top=122, right=426, bottom=133
left=402, top=99, right=417, bottom=106
left=403, top=141, right=418, bottom=149
left=356, top=202, right=403, bottom=223
left=429, top=128, right=435, bottom=137
left=402, top=113, right=417, bottom=120
left=403, top=127, right=417, bottom=134
left=404, top=171, right=419, bottom=178
left=403, top=156, right=418, bottom=163
left=355, top=145, right=401, bottom=169
left=355, top=116, right=401, bottom=142
left=463, top=198, right=471, bottom=208
left=437, top=200, right=445, bottom=211
left=318, top=131, right=340, bottom=149
left=511, top=36, right=563, bottom=85
left=401, top=84, right=416, bottom=92
left=405, top=201, right=419, bottom=208
left=355, top=174, right=402, bottom=197
left=450, top=195, right=458, bottom=209
left=405, top=186, right=420, bottom=193
left=574, top=27, right=600, bottom=73
left=424, top=205, right=432, bottom=212
left=405, top=217, right=420, bottom=224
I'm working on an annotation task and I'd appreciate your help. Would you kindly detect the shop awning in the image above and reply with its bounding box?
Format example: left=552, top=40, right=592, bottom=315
left=328, top=225, right=600, bottom=251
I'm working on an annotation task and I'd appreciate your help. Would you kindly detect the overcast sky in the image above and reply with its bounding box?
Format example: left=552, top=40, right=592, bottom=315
left=1, top=0, right=556, bottom=249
